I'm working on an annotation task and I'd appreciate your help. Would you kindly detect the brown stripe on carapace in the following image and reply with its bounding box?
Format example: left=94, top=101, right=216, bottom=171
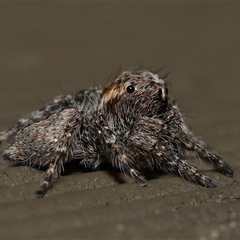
left=100, top=79, right=126, bottom=105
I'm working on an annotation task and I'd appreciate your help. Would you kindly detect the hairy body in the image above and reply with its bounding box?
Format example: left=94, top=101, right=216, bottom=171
left=0, top=70, right=233, bottom=197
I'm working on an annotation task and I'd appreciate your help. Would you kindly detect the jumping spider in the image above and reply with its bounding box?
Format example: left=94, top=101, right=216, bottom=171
left=0, top=70, right=233, bottom=197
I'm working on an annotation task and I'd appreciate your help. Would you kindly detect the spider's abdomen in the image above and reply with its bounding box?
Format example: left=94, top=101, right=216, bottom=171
left=3, top=108, right=80, bottom=167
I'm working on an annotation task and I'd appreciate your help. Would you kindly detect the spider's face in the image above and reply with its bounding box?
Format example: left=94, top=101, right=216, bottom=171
left=100, top=71, right=169, bottom=117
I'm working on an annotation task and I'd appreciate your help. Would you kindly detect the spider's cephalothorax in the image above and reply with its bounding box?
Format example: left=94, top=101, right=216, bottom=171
left=100, top=71, right=169, bottom=117
left=0, top=70, right=233, bottom=197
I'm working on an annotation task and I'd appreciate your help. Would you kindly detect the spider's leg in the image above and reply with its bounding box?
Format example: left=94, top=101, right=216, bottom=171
left=35, top=160, right=62, bottom=198
left=1, top=88, right=101, bottom=145
left=0, top=95, right=75, bottom=144
left=74, top=87, right=101, bottom=113
left=73, top=117, right=102, bottom=170
left=163, top=103, right=233, bottom=178
left=157, top=150, right=217, bottom=187
left=176, top=158, right=217, bottom=187
left=125, top=116, right=217, bottom=188
left=183, top=138, right=233, bottom=178
left=110, top=148, right=147, bottom=187
left=95, top=115, right=147, bottom=186
left=3, top=108, right=80, bottom=197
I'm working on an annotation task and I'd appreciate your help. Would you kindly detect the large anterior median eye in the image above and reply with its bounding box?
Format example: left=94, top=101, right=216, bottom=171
left=126, top=85, right=135, bottom=93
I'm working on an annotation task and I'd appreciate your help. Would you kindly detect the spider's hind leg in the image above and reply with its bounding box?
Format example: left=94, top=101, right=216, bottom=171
left=3, top=108, right=81, bottom=197
left=35, top=161, right=62, bottom=198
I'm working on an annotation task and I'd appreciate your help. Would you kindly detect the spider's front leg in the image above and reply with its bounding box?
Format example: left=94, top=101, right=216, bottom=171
left=168, top=104, right=233, bottom=178
left=183, top=137, right=234, bottom=178
left=124, top=116, right=217, bottom=188
left=95, top=114, right=147, bottom=186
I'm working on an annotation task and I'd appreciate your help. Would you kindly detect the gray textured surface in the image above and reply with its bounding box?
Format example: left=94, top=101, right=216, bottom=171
left=1, top=3, right=240, bottom=239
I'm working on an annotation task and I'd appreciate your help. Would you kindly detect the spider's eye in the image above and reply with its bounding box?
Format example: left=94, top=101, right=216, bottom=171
left=126, top=85, right=135, bottom=93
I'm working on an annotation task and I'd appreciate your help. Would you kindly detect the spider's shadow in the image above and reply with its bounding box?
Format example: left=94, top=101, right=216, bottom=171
left=9, top=159, right=169, bottom=184
left=100, top=163, right=167, bottom=184
left=63, top=160, right=129, bottom=184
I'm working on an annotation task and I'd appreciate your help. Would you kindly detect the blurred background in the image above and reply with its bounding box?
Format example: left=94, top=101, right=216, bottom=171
left=0, top=3, right=239, bottom=132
